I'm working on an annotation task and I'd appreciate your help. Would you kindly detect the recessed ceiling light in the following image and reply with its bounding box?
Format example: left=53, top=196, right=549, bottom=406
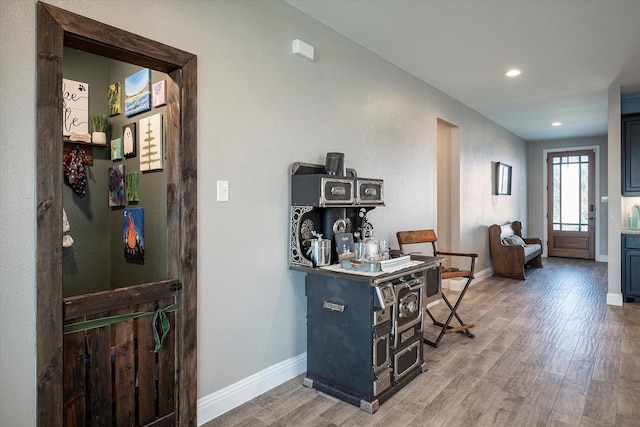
left=552, top=122, right=563, bottom=127
left=505, top=69, right=522, bottom=77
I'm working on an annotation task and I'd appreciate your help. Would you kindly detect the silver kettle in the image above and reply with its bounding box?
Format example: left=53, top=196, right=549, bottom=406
left=307, top=233, right=331, bottom=267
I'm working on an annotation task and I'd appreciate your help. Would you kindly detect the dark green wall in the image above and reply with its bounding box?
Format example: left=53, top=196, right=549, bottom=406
left=63, top=48, right=167, bottom=297
left=62, top=48, right=112, bottom=297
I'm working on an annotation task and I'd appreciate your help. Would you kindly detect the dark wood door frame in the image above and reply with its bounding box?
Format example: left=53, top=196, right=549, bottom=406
left=36, top=2, right=197, bottom=425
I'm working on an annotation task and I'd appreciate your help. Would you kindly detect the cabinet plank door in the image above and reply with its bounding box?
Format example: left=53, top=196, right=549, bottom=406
left=625, top=249, right=640, bottom=298
left=622, top=113, right=640, bottom=195
left=623, top=235, right=640, bottom=299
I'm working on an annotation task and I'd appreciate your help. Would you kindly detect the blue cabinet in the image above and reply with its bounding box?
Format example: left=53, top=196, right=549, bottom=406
left=622, top=114, right=640, bottom=195
left=622, top=234, right=640, bottom=302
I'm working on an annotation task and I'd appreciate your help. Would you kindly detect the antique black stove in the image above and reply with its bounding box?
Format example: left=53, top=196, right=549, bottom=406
left=298, top=258, right=441, bottom=413
left=289, top=158, right=442, bottom=413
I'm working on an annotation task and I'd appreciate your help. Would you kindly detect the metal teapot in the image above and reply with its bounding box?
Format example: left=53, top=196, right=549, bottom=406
left=307, top=232, right=331, bottom=267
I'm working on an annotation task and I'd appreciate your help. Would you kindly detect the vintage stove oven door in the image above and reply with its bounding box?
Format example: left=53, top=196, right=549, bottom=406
left=393, top=278, right=423, bottom=347
left=393, top=338, right=422, bottom=381
left=372, top=309, right=391, bottom=373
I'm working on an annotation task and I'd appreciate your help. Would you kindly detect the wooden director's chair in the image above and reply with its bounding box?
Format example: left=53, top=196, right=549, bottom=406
left=396, top=229, right=478, bottom=348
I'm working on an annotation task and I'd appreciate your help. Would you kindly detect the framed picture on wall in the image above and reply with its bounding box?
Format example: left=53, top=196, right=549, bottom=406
left=126, top=171, right=139, bottom=202
left=139, top=113, right=163, bottom=171
left=110, top=137, right=122, bottom=161
left=124, top=68, right=151, bottom=117
left=107, top=82, right=122, bottom=116
left=123, top=122, right=136, bottom=158
left=152, top=80, right=166, bottom=107
left=495, top=162, right=512, bottom=195
left=109, top=164, right=125, bottom=207
left=123, top=207, right=144, bottom=259
left=62, top=78, right=89, bottom=136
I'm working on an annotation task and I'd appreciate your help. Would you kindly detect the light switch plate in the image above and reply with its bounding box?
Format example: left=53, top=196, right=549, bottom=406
left=217, top=180, right=229, bottom=202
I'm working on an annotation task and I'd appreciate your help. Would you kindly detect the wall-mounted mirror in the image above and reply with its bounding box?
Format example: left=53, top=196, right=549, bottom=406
left=495, top=162, right=512, bottom=195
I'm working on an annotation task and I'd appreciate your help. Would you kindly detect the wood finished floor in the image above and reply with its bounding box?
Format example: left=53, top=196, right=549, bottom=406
left=204, top=258, right=640, bottom=427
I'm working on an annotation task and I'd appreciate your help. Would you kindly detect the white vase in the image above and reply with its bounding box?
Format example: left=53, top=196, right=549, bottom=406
left=92, top=131, right=107, bottom=145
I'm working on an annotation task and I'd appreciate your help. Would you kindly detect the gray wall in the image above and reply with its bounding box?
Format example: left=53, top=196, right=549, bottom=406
left=527, top=135, right=609, bottom=259
left=0, top=1, right=527, bottom=424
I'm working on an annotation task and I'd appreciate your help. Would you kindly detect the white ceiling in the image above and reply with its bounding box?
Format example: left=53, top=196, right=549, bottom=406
left=286, top=0, right=640, bottom=141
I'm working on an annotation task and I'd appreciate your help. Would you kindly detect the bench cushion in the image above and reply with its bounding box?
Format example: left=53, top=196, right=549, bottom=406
left=524, top=243, right=542, bottom=258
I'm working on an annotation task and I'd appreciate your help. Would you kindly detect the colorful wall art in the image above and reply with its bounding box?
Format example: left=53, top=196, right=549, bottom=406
left=123, top=122, right=136, bottom=158
left=111, top=137, right=123, bottom=161
left=108, top=164, right=125, bottom=207
left=62, top=78, right=89, bottom=136
left=126, top=171, right=139, bottom=202
left=139, top=113, right=163, bottom=171
left=124, top=68, right=151, bottom=117
left=123, top=207, right=144, bottom=259
left=152, top=80, right=167, bottom=107
left=107, top=82, right=122, bottom=116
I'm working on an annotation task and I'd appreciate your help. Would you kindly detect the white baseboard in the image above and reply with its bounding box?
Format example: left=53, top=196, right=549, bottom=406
left=441, top=267, right=492, bottom=291
left=606, top=292, right=623, bottom=306
left=448, top=278, right=467, bottom=292
left=473, top=267, right=493, bottom=283
left=597, top=254, right=609, bottom=263
left=197, top=352, right=307, bottom=425
left=426, top=299, right=440, bottom=309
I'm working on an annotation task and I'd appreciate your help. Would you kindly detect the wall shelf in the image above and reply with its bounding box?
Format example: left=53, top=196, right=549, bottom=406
left=63, top=138, right=107, bottom=166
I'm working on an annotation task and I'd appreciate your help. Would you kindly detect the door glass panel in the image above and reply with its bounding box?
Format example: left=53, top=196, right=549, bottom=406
left=552, top=164, right=560, bottom=224
left=581, top=162, right=589, bottom=225
left=560, top=161, right=580, bottom=227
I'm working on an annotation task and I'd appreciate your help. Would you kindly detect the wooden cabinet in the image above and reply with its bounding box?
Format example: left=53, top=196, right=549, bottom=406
left=622, top=113, right=640, bottom=195
left=622, top=234, right=640, bottom=302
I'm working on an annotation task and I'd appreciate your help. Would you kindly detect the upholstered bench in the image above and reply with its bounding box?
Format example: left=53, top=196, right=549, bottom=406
left=489, top=221, right=543, bottom=280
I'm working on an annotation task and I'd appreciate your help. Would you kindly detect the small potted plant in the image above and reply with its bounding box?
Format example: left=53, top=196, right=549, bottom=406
left=90, top=114, right=110, bottom=145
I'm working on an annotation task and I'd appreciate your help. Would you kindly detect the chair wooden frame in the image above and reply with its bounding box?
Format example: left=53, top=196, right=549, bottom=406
left=396, top=230, right=478, bottom=347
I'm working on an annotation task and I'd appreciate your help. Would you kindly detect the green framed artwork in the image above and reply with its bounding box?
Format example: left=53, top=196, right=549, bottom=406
left=126, top=171, right=139, bottom=202
left=107, top=82, right=122, bottom=116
